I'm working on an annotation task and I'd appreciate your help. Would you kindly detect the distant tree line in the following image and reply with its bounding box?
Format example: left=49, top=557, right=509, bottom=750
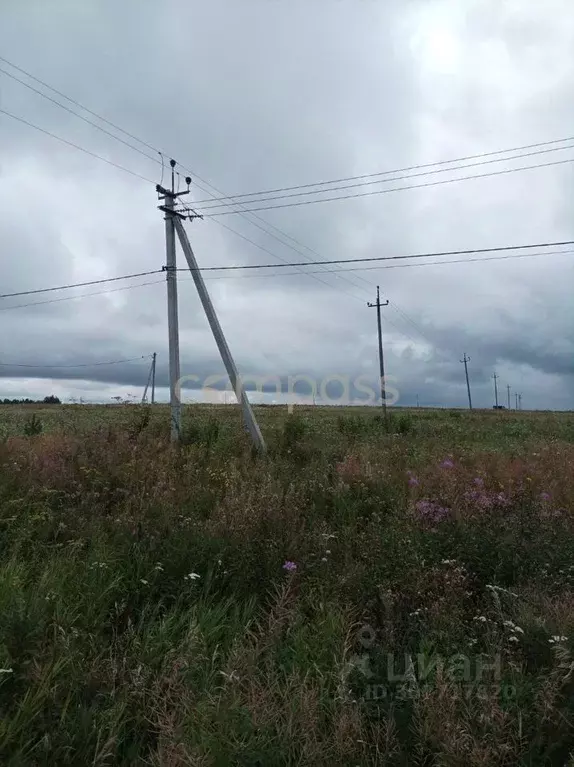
left=1, top=395, right=61, bottom=405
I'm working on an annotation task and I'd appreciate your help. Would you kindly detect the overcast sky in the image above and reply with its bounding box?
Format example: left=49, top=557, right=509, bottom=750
left=0, top=0, right=573, bottom=409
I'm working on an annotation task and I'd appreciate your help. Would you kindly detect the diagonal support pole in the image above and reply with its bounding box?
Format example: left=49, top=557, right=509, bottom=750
left=142, top=355, right=154, bottom=404
left=173, top=218, right=266, bottom=452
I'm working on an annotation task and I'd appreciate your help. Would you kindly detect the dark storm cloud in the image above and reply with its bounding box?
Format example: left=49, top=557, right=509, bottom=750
left=0, top=0, right=573, bottom=410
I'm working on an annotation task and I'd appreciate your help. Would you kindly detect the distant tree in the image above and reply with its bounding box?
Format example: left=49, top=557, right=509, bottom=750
left=43, top=395, right=61, bottom=404
left=1, top=395, right=62, bottom=405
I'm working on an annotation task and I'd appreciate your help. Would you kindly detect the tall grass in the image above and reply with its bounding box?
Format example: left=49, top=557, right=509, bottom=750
left=0, top=405, right=573, bottom=764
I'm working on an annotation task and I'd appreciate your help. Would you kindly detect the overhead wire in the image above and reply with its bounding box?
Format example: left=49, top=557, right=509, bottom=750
left=1, top=243, right=571, bottom=305
left=190, top=135, right=574, bottom=204
left=194, top=143, right=574, bottom=211
left=173, top=240, right=574, bottom=272
left=1, top=54, right=358, bottom=298
left=200, top=156, right=574, bottom=215
left=4, top=53, right=572, bottom=327
left=0, top=355, right=152, bottom=369
left=0, top=269, right=163, bottom=299
left=0, top=279, right=166, bottom=312
left=0, top=66, right=162, bottom=168
left=0, top=55, right=161, bottom=155
left=3, top=54, right=573, bottom=355
left=0, top=108, right=155, bottom=184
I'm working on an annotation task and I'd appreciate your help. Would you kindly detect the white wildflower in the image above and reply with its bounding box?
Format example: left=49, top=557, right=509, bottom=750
left=140, top=579, right=149, bottom=586
left=184, top=572, right=201, bottom=581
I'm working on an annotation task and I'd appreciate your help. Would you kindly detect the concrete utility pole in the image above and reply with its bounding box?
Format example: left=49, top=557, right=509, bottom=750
left=151, top=352, right=156, bottom=405
left=367, top=286, right=389, bottom=418
left=493, top=371, right=499, bottom=408
left=142, top=353, right=156, bottom=404
left=173, top=217, right=266, bottom=452
left=515, top=392, right=519, bottom=410
left=506, top=384, right=511, bottom=410
left=460, top=353, right=473, bottom=410
left=157, top=161, right=191, bottom=441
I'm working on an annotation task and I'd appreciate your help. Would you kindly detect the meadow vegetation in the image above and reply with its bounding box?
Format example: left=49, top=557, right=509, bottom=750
left=0, top=403, right=573, bottom=765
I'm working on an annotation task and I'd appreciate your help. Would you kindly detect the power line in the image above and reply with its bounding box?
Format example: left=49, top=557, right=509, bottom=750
left=197, top=247, right=573, bottom=278
left=0, top=279, right=165, bottom=312
left=200, top=156, right=574, bottom=216
left=2, top=243, right=570, bottom=307
left=1, top=53, right=347, bottom=300
left=0, top=55, right=161, bottom=156
left=6, top=53, right=564, bottom=317
left=0, top=355, right=152, bottom=369
left=176, top=240, right=574, bottom=272
left=3, top=54, right=571, bottom=328
left=194, top=143, right=574, bottom=211
left=0, top=270, right=163, bottom=300
left=0, top=66, right=162, bottom=168
left=0, top=108, right=155, bottom=184
left=181, top=182, right=371, bottom=303
left=388, top=301, right=436, bottom=347
left=2, top=244, right=571, bottom=305
left=191, top=135, right=574, bottom=204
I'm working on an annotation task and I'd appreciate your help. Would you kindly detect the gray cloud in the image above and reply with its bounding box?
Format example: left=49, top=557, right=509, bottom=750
left=0, top=0, right=573, bottom=411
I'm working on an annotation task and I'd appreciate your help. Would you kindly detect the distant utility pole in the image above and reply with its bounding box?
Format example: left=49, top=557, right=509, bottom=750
left=506, top=384, right=511, bottom=410
left=416, top=394, right=420, bottom=408
left=142, top=353, right=157, bottom=405
left=518, top=393, right=522, bottom=411
left=367, top=286, right=389, bottom=418
left=460, top=353, right=472, bottom=410
left=493, top=371, right=499, bottom=408
left=515, top=392, right=519, bottom=410
left=157, top=160, right=190, bottom=441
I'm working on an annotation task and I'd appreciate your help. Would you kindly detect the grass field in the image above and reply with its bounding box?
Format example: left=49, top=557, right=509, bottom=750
left=0, top=403, right=574, bottom=765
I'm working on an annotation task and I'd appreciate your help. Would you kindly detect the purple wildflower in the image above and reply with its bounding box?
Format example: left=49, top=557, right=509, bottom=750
left=440, top=458, right=454, bottom=469
left=282, top=560, right=297, bottom=572
left=415, top=500, right=449, bottom=523
left=408, top=476, right=420, bottom=487
left=473, top=477, right=484, bottom=487
left=540, top=492, right=551, bottom=502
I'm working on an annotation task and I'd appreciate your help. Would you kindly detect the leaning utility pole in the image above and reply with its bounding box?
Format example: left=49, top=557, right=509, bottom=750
left=142, top=353, right=156, bottom=404
left=367, top=286, right=389, bottom=418
left=460, top=353, right=473, bottom=410
left=506, top=384, right=511, bottom=410
left=493, top=371, right=499, bottom=408
left=173, top=216, right=266, bottom=452
left=157, top=161, right=190, bottom=441
left=151, top=352, right=156, bottom=405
